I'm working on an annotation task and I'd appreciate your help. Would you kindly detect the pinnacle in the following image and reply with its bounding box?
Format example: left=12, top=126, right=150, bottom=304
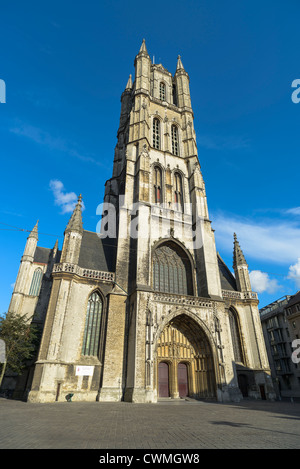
left=233, top=233, right=247, bottom=267
left=125, top=74, right=133, bottom=90
left=65, top=194, right=83, bottom=234
left=176, top=54, right=185, bottom=71
left=29, top=220, right=39, bottom=239
left=138, top=38, right=150, bottom=56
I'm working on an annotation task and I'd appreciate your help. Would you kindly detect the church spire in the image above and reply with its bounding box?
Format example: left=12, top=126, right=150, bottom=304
left=65, top=194, right=83, bottom=234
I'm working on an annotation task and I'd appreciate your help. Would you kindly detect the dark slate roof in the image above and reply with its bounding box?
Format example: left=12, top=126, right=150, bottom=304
left=217, top=254, right=237, bottom=291
left=78, top=230, right=116, bottom=272
left=33, top=246, right=52, bottom=264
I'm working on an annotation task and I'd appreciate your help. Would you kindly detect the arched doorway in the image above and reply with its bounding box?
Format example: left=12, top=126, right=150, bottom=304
left=156, top=314, right=216, bottom=399
left=158, top=362, right=169, bottom=397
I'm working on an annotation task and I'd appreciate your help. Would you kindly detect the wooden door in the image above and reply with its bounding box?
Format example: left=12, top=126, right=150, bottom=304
left=178, top=363, right=188, bottom=398
left=158, top=362, right=169, bottom=397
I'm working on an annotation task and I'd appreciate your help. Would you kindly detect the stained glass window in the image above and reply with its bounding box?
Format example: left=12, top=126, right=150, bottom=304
left=228, top=308, right=244, bottom=363
left=153, top=243, right=192, bottom=295
left=81, top=292, right=103, bottom=357
left=29, top=268, right=42, bottom=296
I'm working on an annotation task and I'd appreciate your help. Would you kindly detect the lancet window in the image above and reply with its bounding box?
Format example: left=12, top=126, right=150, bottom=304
left=29, top=268, right=42, bottom=296
left=153, top=118, right=160, bottom=149
left=81, top=292, right=103, bottom=357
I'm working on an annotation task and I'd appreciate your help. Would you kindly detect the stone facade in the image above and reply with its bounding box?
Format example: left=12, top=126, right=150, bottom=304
left=6, top=40, right=275, bottom=403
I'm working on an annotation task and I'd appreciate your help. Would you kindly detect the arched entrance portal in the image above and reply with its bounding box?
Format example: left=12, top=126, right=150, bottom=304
left=156, top=315, right=216, bottom=399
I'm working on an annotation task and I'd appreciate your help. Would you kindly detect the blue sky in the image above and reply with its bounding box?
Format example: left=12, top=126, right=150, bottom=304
left=1, top=0, right=300, bottom=313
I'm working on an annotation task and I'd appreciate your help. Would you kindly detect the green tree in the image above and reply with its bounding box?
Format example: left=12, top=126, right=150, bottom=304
left=0, top=312, right=38, bottom=389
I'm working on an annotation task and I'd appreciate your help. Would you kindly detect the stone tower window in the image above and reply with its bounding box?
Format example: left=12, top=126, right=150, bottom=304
left=159, top=82, right=166, bottom=101
left=153, top=118, right=160, bottom=150
left=81, top=292, right=103, bottom=357
left=29, top=268, right=42, bottom=296
left=153, top=242, right=193, bottom=295
left=174, top=172, right=184, bottom=212
left=172, top=84, right=177, bottom=106
left=171, top=125, right=179, bottom=156
left=153, top=165, right=163, bottom=204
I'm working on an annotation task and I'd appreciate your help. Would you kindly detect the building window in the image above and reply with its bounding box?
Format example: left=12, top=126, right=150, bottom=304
left=153, top=166, right=163, bottom=204
left=172, top=84, right=177, bottom=106
left=171, top=125, right=179, bottom=155
left=159, top=82, right=166, bottom=101
left=81, top=292, right=103, bottom=357
left=174, top=172, right=184, bottom=211
left=228, top=308, right=244, bottom=363
left=153, top=118, right=160, bottom=149
left=153, top=242, right=193, bottom=295
left=29, top=268, right=43, bottom=296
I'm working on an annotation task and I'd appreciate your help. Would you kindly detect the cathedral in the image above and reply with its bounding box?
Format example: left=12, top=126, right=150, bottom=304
left=7, top=40, right=275, bottom=403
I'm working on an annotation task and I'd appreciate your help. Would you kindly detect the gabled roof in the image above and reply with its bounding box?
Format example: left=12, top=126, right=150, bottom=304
left=78, top=230, right=116, bottom=273
left=217, top=253, right=237, bottom=291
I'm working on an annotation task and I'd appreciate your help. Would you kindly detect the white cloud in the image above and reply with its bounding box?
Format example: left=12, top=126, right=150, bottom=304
left=288, top=258, right=300, bottom=288
left=249, top=270, right=280, bottom=294
left=49, top=180, right=85, bottom=214
left=10, top=122, right=103, bottom=166
left=286, top=207, right=300, bottom=216
left=212, top=212, right=300, bottom=265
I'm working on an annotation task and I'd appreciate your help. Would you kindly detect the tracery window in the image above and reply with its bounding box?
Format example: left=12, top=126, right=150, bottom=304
left=153, top=242, right=192, bottom=295
left=171, top=125, right=179, bottom=155
left=174, top=172, right=184, bottom=211
left=29, top=268, right=42, bottom=296
left=153, top=166, right=163, bottom=204
left=81, top=292, right=103, bottom=357
left=228, top=308, right=244, bottom=363
left=153, top=118, right=160, bottom=149
left=159, top=82, right=166, bottom=101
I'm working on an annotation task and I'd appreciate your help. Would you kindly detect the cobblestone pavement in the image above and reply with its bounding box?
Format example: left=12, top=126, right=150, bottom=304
left=0, top=398, right=300, bottom=450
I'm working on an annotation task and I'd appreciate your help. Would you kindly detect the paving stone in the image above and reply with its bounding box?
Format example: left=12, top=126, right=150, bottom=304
left=0, top=398, right=300, bottom=450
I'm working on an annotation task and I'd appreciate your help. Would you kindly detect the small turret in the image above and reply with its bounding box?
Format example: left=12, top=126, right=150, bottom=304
left=22, top=220, right=39, bottom=262
left=233, top=233, right=252, bottom=292
left=119, top=74, right=133, bottom=129
left=134, top=39, right=151, bottom=94
left=65, top=195, right=83, bottom=235
left=61, top=195, right=83, bottom=264
left=174, top=55, right=192, bottom=109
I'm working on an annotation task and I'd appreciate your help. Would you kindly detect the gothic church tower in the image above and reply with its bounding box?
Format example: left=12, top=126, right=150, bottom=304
left=6, top=40, right=274, bottom=403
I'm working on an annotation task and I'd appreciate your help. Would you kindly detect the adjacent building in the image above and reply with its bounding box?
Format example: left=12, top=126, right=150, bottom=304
left=260, top=295, right=300, bottom=399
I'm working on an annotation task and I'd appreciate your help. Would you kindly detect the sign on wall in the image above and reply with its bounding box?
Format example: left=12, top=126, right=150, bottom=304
left=75, top=365, right=94, bottom=376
